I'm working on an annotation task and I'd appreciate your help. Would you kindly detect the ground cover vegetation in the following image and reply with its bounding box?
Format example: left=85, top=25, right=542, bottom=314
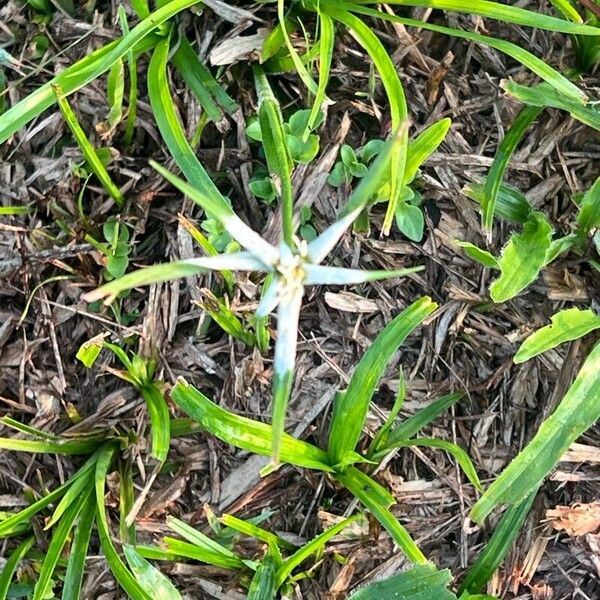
left=1, top=0, right=600, bottom=597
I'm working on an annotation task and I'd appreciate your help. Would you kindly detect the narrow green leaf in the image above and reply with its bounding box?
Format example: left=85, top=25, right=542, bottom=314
left=275, top=515, right=362, bottom=586
left=307, top=11, right=334, bottom=133
left=0, top=536, right=35, bottom=600
left=253, top=66, right=294, bottom=245
left=33, top=487, right=91, bottom=600
left=394, top=438, right=482, bottom=491
left=327, top=297, right=437, bottom=467
left=161, top=537, right=251, bottom=570
left=471, top=341, right=600, bottom=523
left=489, top=212, right=553, bottom=303
left=0, top=0, right=200, bottom=143
left=348, top=563, right=455, bottom=600
left=123, top=545, right=182, bottom=600
left=460, top=490, right=536, bottom=595
left=106, top=58, right=125, bottom=129
left=577, top=176, right=600, bottom=235
left=368, top=369, right=406, bottom=456
left=148, top=37, right=233, bottom=215
left=404, top=118, right=451, bottom=185
left=55, top=87, right=124, bottom=207
left=481, top=105, right=542, bottom=231
left=514, top=308, right=600, bottom=363
left=358, top=0, right=600, bottom=36
left=95, top=444, right=152, bottom=600
left=502, top=81, right=600, bottom=130
left=334, top=467, right=426, bottom=564
left=333, top=2, right=588, bottom=104
left=220, top=514, right=295, bottom=551
left=464, top=181, right=533, bottom=224
left=456, top=242, right=499, bottom=269
left=171, top=379, right=333, bottom=471
left=141, top=384, right=170, bottom=462
left=0, top=206, right=30, bottom=215
left=380, top=393, right=463, bottom=451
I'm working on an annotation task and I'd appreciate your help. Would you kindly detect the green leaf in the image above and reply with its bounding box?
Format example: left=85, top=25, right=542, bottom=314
left=577, top=176, right=600, bottom=235
left=514, top=308, right=600, bottom=363
left=489, top=212, right=553, bottom=303
left=76, top=334, right=105, bottom=368
left=247, top=548, right=279, bottom=600
left=460, top=491, right=536, bottom=595
left=393, top=438, right=482, bottom=491
left=380, top=393, right=464, bottom=452
left=334, top=2, right=588, bottom=104
left=404, top=117, right=451, bottom=185
left=274, top=515, right=362, bottom=586
left=327, top=297, right=437, bottom=468
left=171, top=379, right=333, bottom=471
left=501, top=81, right=600, bottom=131
left=148, top=37, right=233, bottom=217
left=123, top=545, right=182, bottom=600
left=456, top=242, right=499, bottom=269
left=324, top=7, right=409, bottom=234
left=464, top=181, right=533, bottom=224
left=480, top=105, right=542, bottom=231
left=0, top=0, right=200, bottom=143
left=347, top=563, right=455, bottom=600
left=140, top=384, right=171, bottom=462
left=55, top=88, right=124, bottom=207
left=94, top=444, right=152, bottom=600
left=253, top=66, right=294, bottom=244
left=334, top=467, right=426, bottom=564
left=307, top=11, right=334, bottom=133
left=470, top=340, right=600, bottom=523
left=395, top=202, right=424, bottom=242
left=0, top=536, right=35, bottom=600
left=33, top=488, right=91, bottom=600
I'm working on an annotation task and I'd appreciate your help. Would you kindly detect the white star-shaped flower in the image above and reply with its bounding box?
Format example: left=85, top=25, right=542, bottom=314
left=84, top=141, right=421, bottom=463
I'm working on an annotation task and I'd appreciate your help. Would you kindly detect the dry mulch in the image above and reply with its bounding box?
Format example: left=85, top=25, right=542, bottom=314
left=1, top=1, right=600, bottom=598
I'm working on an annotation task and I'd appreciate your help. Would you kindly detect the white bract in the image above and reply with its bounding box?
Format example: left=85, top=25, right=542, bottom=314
left=84, top=155, right=421, bottom=464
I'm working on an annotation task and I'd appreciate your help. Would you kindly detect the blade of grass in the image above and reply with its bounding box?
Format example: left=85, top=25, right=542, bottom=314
left=0, top=536, right=35, bottom=600
left=253, top=65, right=294, bottom=245
left=471, top=341, right=600, bottom=523
left=307, top=11, right=334, bottom=134
left=148, top=37, right=233, bottom=214
left=460, top=490, right=537, bottom=594
left=376, top=392, right=463, bottom=453
left=140, top=383, right=170, bottom=462
left=577, top=175, right=600, bottom=235
left=352, top=0, right=600, bottom=36
left=95, top=443, right=152, bottom=600
left=333, top=1, right=588, bottom=104
left=334, top=467, right=426, bottom=563
left=247, top=547, right=279, bottom=600
left=274, top=515, right=362, bottom=586
left=0, top=0, right=202, bottom=142
left=327, top=297, right=437, bottom=468
left=514, top=308, right=600, bottom=363
left=501, top=81, right=600, bottom=130
left=392, top=438, right=482, bottom=491
left=323, top=6, right=408, bottom=234
left=33, top=488, right=92, bottom=600
left=171, top=378, right=332, bottom=471
left=481, top=105, right=542, bottom=232
left=368, top=369, right=406, bottom=456
left=54, top=86, right=124, bottom=207
left=464, top=181, right=533, bottom=224
left=117, top=6, right=139, bottom=146
left=220, top=513, right=296, bottom=551
left=161, top=537, right=253, bottom=569
left=404, top=117, right=452, bottom=185
left=123, top=545, right=183, bottom=599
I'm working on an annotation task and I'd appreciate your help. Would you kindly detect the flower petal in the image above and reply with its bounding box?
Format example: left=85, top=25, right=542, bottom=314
left=270, top=288, right=303, bottom=464
left=256, top=279, right=282, bottom=318
left=83, top=253, right=270, bottom=304
left=304, top=264, right=423, bottom=286
left=306, top=206, right=362, bottom=264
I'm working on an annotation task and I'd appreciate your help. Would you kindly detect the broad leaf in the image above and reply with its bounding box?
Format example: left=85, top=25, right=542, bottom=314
left=489, top=212, right=553, bottom=303
left=514, top=308, right=600, bottom=363
left=471, top=341, right=600, bottom=522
